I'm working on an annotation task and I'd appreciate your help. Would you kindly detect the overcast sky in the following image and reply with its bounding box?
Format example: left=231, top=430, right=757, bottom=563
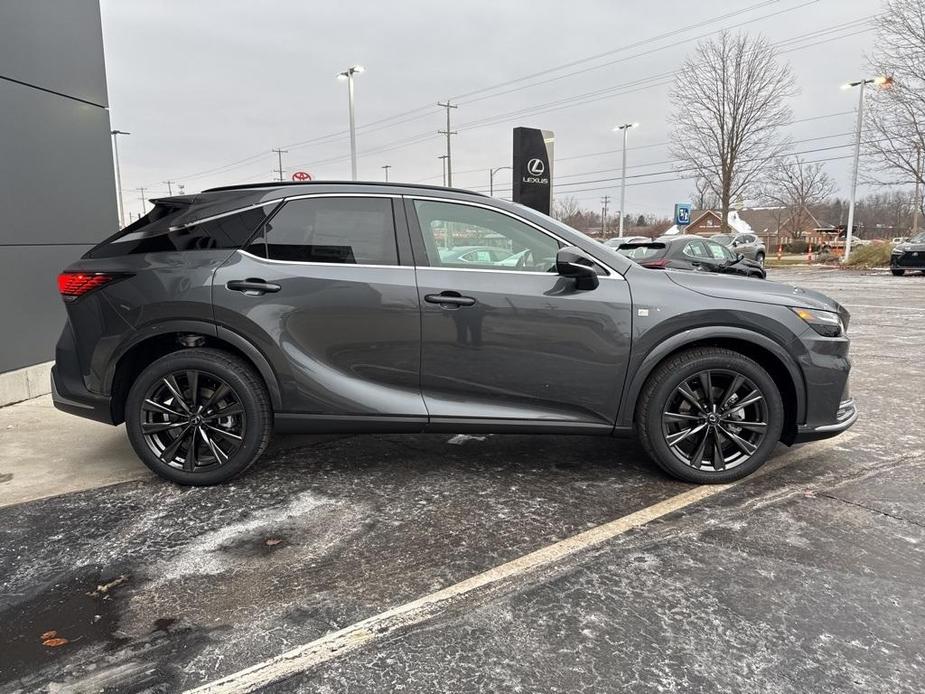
left=100, top=0, right=878, bottom=221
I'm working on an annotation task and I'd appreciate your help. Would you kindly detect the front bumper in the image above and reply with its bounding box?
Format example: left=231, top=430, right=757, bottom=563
left=792, top=398, right=858, bottom=443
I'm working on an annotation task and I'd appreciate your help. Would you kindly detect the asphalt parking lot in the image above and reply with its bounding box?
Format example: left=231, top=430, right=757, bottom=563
left=1, top=267, right=923, bottom=693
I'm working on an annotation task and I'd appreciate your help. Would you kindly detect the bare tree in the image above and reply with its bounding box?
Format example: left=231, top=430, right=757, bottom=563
left=670, top=32, right=795, bottom=232
left=690, top=177, right=718, bottom=210
left=760, top=156, right=836, bottom=239
left=864, top=0, right=925, bottom=232
left=553, top=195, right=581, bottom=221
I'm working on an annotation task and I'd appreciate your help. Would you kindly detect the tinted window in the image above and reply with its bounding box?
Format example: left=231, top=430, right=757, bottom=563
left=414, top=200, right=561, bottom=272
left=682, top=240, right=710, bottom=259
left=706, top=241, right=734, bottom=261
left=87, top=205, right=268, bottom=258
left=618, top=245, right=664, bottom=260
left=249, top=197, right=398, bottom=265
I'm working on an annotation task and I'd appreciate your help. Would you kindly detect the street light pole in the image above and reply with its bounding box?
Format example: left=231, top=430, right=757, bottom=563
left=490, top=166, right=512, bottom=196
left=337, top=65, right=365, bottom=181
left=381, top=164, right=392, bottom=182
left=842, top=76, right=890, bottom=261
left=613, top=122, right=638, bottom=238
left=111, top=129, right=130, bottom=227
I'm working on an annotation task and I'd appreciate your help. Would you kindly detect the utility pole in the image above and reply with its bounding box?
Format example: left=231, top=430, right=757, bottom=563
left=381, top=164, right=392, bottom=182
left=272, top=148, right=288, bottom=182
left=110, top=130, right=130, bottom=227
left=437, top=100, right=458, bottom=186
left=137, top=187, right=148, bottom=216
left=601, top=195, right=611, bottom=237
left=438, top=155, right=448, bottom=187
left=162, top=180, right=176, bottom=195
left=913, top=144, right=922, bottom=236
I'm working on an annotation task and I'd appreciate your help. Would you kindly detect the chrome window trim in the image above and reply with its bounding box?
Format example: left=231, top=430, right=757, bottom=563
left=236, top=248, right=410, bottom=271
left=169, top=200, right=282, bottom=231
left=407, top=195, right=622, bottom=278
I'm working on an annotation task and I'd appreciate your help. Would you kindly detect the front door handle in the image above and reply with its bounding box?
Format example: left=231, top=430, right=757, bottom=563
left=226, top=278, right=281, bottom=294
left=425, top=291, right=476, bottom=308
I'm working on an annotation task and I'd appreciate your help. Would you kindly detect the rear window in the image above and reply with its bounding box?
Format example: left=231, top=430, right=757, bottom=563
left=618, top=244, right=665, bottom=260
left=86, top=204, right=269, bottom=258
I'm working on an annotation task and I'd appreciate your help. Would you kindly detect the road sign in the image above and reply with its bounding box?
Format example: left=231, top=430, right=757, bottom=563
left=291, top=171, right=313, bottom=182
left=674, top=202, right=692, bottom=226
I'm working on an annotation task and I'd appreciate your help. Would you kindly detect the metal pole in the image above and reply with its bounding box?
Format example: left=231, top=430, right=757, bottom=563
left=489, top=166, right=512, bottom=197
left=382, top=164, right=391, bottom=182
left=348, top=73, right=358, bottom=180
left=619, top=126, right=628, bottom=237
left=163, top=180, right=174, bottom=195
left=137, top=187, right=148, bottom=216
left=437, top=101, right=458, bottom=187
left=844, top=83, right=866, bottom=262
left=439, top=155, right=447, bottom=186
left=111, top=130, right=129, bottom=227
left=913, top=144, right=922, bottom=236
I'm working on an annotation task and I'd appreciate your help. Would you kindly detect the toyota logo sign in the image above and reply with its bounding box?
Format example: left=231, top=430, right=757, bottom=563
left=526, top=158, right=545, bottom=176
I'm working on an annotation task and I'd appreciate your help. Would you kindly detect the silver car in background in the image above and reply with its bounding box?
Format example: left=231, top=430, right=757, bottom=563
left=711, top=233, right=766, bottom=265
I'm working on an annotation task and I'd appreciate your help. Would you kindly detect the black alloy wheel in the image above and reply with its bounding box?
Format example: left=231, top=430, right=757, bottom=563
left=661, top=369, right=768, bottom=472
left=140, top=370, right=245, bottom=472
left=637, top=347, right=784, bottom=484
left=125, top=348, right=272, bottom=485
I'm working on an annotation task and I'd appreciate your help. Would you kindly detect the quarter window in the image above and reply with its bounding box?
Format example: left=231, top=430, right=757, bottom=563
left=249, top=197, right=398, bottom=265
left=413, top=200, right=561, bottom=272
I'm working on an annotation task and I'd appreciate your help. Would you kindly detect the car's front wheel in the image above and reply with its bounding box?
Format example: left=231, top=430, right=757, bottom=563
left=891, top=268, right=905, bottom=276
left=755, top=251, right=765, bottom=265
left=637, top=347, right=784, bottom=484
left=125, top=348, right=272, bottom=486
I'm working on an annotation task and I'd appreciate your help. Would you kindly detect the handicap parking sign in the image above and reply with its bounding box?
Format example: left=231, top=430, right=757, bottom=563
left=674, top=203, right=692, bottom=226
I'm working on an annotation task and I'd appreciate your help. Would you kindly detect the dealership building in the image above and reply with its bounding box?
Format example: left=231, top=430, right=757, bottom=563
left=0, top=1, right=118, bottom=405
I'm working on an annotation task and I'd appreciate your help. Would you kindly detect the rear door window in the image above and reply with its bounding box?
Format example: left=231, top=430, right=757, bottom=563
left=248, top=197, right=399, bottom=265
left=682, top=239, right=710, bottom=259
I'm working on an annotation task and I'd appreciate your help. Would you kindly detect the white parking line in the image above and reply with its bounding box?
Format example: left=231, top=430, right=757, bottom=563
left=186, top=435, right=857, bottom=694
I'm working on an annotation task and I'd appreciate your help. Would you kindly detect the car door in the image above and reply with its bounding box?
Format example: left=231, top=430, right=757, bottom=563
left=680, top=238, right=721, bottom=272
left=406, top=196, right=632, bottom=429
left=705, top=239, right=737, bottom=274
left=212, top=194, right=427, bottom=426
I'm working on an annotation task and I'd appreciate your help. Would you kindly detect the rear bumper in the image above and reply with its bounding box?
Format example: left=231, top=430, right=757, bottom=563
left=791, top=398, right=857, bottom=443
left=51, top=365, right=115, bottom=424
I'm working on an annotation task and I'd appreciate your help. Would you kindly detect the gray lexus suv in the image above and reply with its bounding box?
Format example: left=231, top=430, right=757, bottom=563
left=53, top=181, right=856, bottom=486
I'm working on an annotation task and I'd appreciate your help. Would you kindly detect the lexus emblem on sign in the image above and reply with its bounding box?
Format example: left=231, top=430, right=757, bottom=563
left=526, top=158, right=545, bottom=176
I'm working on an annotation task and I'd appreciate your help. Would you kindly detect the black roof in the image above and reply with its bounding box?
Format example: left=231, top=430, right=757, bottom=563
left=201, top=180, right=486, bottom=197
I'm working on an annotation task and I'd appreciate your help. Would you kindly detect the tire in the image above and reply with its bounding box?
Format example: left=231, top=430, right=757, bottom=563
left=891, top=268, right=905, bottom=276
left=755, top=252, right=765, bottom=265
left=636, top=347, right=784, bottom=484
left=125, top=348, right=272, bottom=485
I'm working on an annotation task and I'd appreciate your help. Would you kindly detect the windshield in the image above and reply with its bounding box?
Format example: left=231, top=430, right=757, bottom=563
left=711, top=234, right=733, bottom=245
left=909, top=231, right=925, bottom=243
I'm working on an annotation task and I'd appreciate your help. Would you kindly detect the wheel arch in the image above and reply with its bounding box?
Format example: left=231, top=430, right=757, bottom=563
left=106, top=321, right=282, bottom=424
left=617, top=326, right=804, bottom=443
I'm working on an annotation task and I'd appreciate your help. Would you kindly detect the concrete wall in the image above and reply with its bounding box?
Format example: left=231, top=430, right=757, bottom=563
left=0, top=1, right=118, bottom=383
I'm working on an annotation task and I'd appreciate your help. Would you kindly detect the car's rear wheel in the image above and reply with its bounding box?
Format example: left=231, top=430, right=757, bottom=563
left=891, top=268, right=905, bottom=276
left=125, top=348, right=272, bottom=486
left=637, top=347, right=784, bottom=484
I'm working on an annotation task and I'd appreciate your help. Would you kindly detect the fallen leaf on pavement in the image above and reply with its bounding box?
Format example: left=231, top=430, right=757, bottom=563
left=88, top=574, right=129, bottom=597
left=40, top=630, right=57, bottom=640
left=42, top=638, right=69, bottom=647
left=265, top=538, right=282, bottom=546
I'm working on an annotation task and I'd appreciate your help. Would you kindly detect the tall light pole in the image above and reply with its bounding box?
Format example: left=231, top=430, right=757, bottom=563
left=381, top=164, right=392, bottom=182
left=437, top=101, right=458, bottom=186
left=110, top=129, right=130, bottom=227
left=841, top=76, right=890, bottom=261
left=613, top=122, right=638, bottom=238
left=490, top=166, right=512, bottom=196
left=337, top=65, right=365, bottom=180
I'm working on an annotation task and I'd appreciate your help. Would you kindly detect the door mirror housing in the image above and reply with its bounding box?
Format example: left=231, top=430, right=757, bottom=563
left=556, top=246, right=600, bottom=290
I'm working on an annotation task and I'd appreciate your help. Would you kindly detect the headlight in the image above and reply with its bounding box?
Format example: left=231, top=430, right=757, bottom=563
left=790, top=307, right=844, bottom=337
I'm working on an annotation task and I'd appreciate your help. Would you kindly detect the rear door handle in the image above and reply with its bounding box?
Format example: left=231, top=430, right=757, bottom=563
left=425, top=291, right=476, bottom=307
left=226, top=278, right=281, bottom=294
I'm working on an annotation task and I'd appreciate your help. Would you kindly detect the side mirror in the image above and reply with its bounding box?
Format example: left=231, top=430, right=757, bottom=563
left=556, top=246, right=599, bottom=290
left=737, top=253, right=745, bottom=262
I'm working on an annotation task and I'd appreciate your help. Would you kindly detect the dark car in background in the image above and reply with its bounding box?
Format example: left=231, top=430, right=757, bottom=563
left=711, top=232, right=766, bottom=265
left=53, top=181, right=853, bottom=487
left=604, top=235, right=650, bottom=248
left=618, top=235, right=767, bottom=279
left=891, top=231, right=925, bottom=275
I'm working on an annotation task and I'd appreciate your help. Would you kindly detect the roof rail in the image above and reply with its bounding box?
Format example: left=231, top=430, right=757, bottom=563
left=201, top=180, right=487, bottom=196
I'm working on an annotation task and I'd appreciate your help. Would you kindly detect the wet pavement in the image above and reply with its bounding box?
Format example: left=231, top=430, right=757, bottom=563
left=1, top=267, right=923, bottom=693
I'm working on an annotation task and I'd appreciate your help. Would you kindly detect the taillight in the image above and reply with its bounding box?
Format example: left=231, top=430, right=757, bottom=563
left=640, top=258, right=670, bottom=269
left=57, top=272, right=118, bottom=301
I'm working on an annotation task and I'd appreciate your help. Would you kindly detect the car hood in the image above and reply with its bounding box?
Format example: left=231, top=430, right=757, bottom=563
left=666, top=270, right=845, bottom=315
left=894, top=241, right=925, bottom=252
